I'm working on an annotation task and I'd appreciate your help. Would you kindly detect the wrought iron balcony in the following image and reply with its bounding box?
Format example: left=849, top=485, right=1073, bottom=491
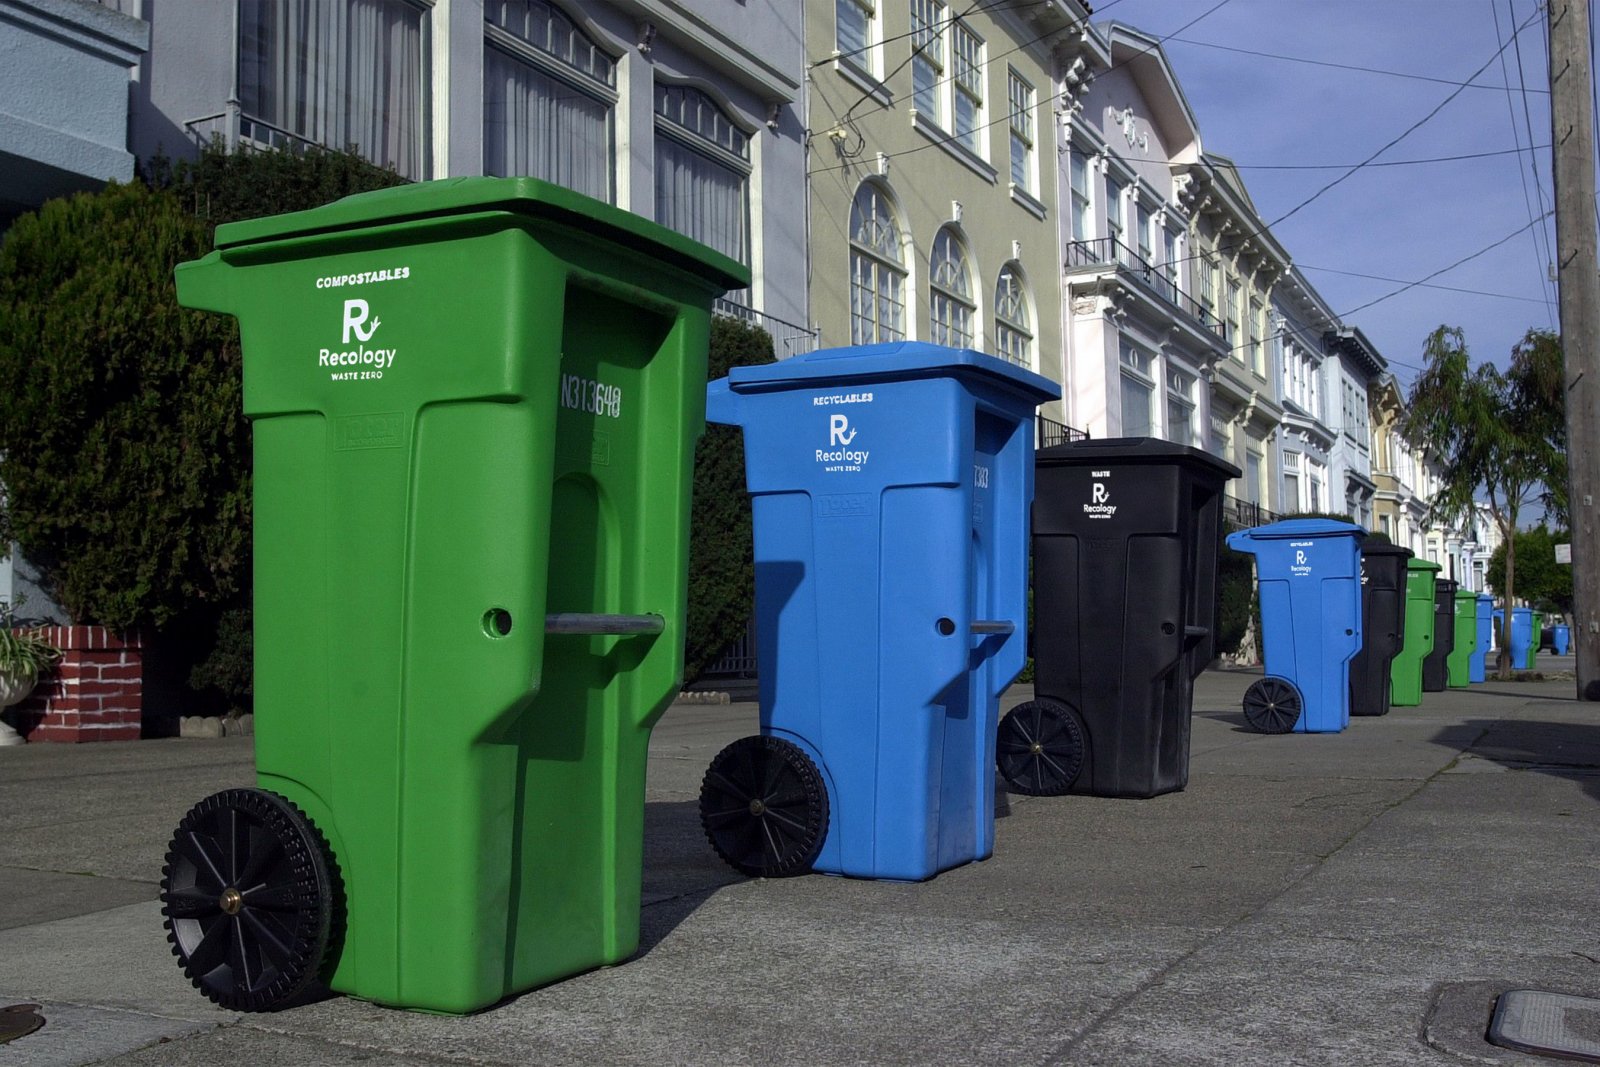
left=1037, top=414, right=1089, bottom=449
left=1066, top=237, right=1230, bottom=344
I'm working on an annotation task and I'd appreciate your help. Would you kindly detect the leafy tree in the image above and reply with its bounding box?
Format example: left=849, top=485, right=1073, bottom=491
left=683, top=316, right=776, bottom=684
left=1403, top=326, right=1566, bottom=677
left=1486, top=526, right=1573, bottom=616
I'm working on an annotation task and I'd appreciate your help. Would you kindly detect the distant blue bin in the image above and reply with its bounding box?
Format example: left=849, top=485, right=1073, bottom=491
left=1469, top=595, right=1492, bottom=682
left=1554, top=624, right=1571, bottom=655
left=1508, top=607, right=1534, bottom=668
left=1226, top=518, right=1364, bottom=733
left=697, top=342, right=1058, bottom=881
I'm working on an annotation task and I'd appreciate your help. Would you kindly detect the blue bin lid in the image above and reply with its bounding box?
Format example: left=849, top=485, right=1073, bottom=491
left=723, top=341, right=1060, bottom=404
left=1234, top=517, right=1366, bottom=541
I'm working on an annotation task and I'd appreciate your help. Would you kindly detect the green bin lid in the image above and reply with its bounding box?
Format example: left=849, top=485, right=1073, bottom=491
left=209, top=175, right=749, bottom=291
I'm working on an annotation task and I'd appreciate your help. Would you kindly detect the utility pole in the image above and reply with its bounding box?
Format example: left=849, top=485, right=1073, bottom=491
left=1548, top=0, right=1600, bottom=700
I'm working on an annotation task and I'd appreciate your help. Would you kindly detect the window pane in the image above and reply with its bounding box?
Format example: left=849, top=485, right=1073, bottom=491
left=1121, top=375, right=1152, bottom=437
left=239, top=0, right=427, bottom=179
left=837, top=0, right=869, bottom=62
left=484, top=46, right=611, bottom=200
left=655, top=136, right=746, bottom=262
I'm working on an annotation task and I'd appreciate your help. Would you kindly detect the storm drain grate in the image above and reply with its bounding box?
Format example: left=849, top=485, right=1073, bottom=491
left=0, top=1003, right=44, bottom=1045
left=1490, top=990, right=1600, bottom=1063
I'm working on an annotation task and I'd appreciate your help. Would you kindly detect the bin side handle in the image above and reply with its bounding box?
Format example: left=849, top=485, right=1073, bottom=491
left=546, top=613, right=665, bottom=635
left=971, top=620, right=1016, bottom=635
left=1183, top=625, right=1209, bottom=646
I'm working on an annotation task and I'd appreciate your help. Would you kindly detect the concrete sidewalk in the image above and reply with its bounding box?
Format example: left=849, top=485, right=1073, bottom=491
left=1, top=657, right=1596, bottom=1065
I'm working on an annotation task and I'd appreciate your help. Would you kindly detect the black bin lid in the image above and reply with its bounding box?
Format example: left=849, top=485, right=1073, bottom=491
left=1037, top=436, right=1242, bottom=480
left=1360, top=535, right=1414, bottom=560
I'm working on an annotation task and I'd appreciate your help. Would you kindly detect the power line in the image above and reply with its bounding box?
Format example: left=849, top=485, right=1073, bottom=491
left=812, top=0, right=1233, bottom=175
left=1497, top=0, right=1558, bottom=325
left=1229, top=144, right=1550, bottom=170
left=1160, top=35, right=1549, bottom=95
left=1297, top=263, right=1555, bottom=305
left=1265, top=3, right=1545, bottom=234
left=1335, top=210, right=1554, bottom=318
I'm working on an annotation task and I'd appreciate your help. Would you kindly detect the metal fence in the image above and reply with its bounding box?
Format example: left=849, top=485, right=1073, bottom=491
left=1066, top=237, right=1230, bottom=343
left=713, top=299, right=819, bottom=358
left=1222, top=494, right=1280, bottom=531
left=1038, top=414, right=1089, bottom=448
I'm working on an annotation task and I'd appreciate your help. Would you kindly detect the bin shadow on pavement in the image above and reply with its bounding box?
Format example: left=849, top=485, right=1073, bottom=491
left=637, top=800, right=743, bottom=956
left=1434, top=716, right=1600, bottom=805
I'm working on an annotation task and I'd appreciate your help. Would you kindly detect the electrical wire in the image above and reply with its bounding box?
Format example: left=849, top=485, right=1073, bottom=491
left=1228, top=145, right=1550, bottom=170
left=1298, top=263, right=1555, bottom=305
left=1158, top=35, right=1548, bottom=95
left=1499, top=0, right=1559, bottom=325
left=1335, top=210, right=1554, bottom=318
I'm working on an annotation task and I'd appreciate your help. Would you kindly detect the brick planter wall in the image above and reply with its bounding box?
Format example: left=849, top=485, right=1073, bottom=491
left=10, top=627, right=143, bottom=742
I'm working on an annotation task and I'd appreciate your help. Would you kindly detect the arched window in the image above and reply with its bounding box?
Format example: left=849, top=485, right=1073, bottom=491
left=655, top=84, right=750, bottom=265
left=993, top=263, right=1031, bottom=368
left=930, top=227, right=974, bottom=348
left=849, top=183, right=907, bottom=344
left=483, top=0, right=617, bottom=201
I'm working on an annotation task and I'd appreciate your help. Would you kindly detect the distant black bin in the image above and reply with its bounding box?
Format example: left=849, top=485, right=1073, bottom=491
left=1421, top=577, right=1459, bottom=692
left=1000, top=437, right=1239, bottom=799
left=1349, top=537, right=1414, bottom=716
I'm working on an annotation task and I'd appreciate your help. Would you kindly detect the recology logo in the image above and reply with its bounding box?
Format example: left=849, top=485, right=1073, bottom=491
left=1082, top=470, right=1116, bottom=518
left=1290, top=542, right=1314, bottom=576
left=320, top=299, right=398, bottom=379
left=816, top=413, right=869, bottom=472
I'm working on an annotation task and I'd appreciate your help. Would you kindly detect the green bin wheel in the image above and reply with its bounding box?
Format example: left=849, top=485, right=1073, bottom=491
left=699, top=736, right=829, bottom=878
left=161, top=788, right=337, bottom=1011
left=1243, top=677, right=1303, bottom=734
left=996, top=698, right=1085, bottom=796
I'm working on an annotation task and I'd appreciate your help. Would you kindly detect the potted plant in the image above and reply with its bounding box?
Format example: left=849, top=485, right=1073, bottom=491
left=0, top=603, right=60, bottom=745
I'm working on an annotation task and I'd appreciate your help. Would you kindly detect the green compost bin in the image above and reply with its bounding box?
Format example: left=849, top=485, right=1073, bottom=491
left=1390, top=557, right=1440, bottom=706
left=1446, top=588, right=1478, bottom=687
left=1527, top=615, right=1543, bottom=669
left=163, top=177, right=746, bottom=1015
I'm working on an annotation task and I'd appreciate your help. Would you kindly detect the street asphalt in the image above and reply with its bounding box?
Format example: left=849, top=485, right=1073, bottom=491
left=1, top=654, right=1596, bottom=1066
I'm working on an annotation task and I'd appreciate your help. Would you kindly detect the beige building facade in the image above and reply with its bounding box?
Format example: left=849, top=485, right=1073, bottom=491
left=806, top=0, right=1086, bottom=428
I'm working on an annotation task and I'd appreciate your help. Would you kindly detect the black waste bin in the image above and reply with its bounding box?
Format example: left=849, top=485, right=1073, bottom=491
left=1349, top=537, right=1414, bottom=716
left=1422, top=577, right=1458, bottom=692
left=999, top=437, right=1239, bottom=798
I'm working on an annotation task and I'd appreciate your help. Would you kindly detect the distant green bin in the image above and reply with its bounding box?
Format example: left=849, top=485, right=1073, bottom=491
left=1527, top=615, right=1544, bottom=668
left=1446, top=588, right=1478, bottom=687
left=163, top=177, right=746, bottom=1014
left=1390, top=557, right=1440, bottom=706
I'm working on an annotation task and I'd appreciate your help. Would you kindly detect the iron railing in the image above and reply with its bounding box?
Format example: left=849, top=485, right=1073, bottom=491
left=1222, top=494, right=1280, bottom=531
left=1066, top=237, right=1230, bottom=344
left=1038, top=414, right=1089, bottom=448
left=714, top=298, right=820, bottom=358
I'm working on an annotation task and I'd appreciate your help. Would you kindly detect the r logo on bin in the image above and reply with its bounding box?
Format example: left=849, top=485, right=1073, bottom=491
left=1092, top=483, right=1109, bottom=504
left=342, top=299, right=381, bottom=344
left=829, top=414, right=857, bottom=447
left=1296, top=550, right=1307, bottom=566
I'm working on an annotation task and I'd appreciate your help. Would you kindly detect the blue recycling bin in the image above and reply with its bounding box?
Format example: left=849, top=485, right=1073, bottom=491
left=697, top=342, right=1058, bottom=881
left=1508, top=607, right=1534, bottom=669
left=1554, top=624, right=1572, bottom=655
left=1469, top=594, right=1492, bottom=682
left=1226, top=518, right=1364, bottom=733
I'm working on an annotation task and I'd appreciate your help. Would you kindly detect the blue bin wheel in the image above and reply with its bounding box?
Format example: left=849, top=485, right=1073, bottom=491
left=699, top=736, right=829, bottom=878
left=1243, top=677, right=1303, bottom=734
left=996, top=699, right=1085, bottom=796
left=161, top=788, right=337, bottom=1012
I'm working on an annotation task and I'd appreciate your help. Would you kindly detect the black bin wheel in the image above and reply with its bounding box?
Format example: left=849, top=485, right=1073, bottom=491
left=161, top=788, right=337, bottom=1011
left=700, top=735, right=829, bottom=878
left=1243, top=676, right=1303, bottom=734
left=997, top=698, right=1085, bottom=797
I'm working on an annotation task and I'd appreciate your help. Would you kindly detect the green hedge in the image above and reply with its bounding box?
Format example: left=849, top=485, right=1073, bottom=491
left=683, top=316, right=775, bottom=684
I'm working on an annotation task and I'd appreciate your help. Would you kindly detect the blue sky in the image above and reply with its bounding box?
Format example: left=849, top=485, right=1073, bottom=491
left=1101, top=0, right=1562, bottom=388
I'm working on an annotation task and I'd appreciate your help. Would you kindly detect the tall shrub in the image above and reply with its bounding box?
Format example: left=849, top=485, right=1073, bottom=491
left=0, top=181, right=244, bottom=629
left=683, top=316, right=776, bottom=684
